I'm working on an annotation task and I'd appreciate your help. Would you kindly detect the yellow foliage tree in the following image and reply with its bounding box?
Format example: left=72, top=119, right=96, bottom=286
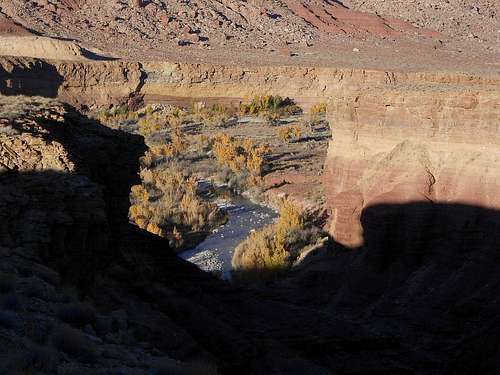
left=277, top=125, right=302, bottom=143
left=310, top=102, right=327, bottom=114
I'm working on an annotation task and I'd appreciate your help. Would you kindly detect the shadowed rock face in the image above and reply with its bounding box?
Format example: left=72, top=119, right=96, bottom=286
left=324, top=86, right=500, bottom=247
left=278, top=201, right=500, bottom=374
left=1, top=85, right=500, bottom=373
left=0, top=97, right=404, bottom=374
left=0, top=57, right=142, bottom=108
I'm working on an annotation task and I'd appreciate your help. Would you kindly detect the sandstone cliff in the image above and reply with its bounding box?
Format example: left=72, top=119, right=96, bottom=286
left=0, top=57, right=143, bottom=108
left=323, top=83, right=500, bottom=247
left=2, top=55, right=499, bottom=110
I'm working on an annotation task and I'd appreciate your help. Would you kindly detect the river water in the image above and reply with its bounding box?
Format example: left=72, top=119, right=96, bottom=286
left=179, top=196, right=278, bottom=278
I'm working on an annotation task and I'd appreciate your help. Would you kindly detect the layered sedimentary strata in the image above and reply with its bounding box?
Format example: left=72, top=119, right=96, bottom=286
left=2, top=57, right=500, bottom=247
left=2, top=55, right=499, bottom=110
left=0, top=57, right=143, bottom=108
left=323, top=84, right=500, bottom=247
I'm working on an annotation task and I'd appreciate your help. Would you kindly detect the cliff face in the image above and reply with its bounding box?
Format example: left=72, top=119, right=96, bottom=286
left=2, top=56, right=499, bottom=110
left=0, top=57, right=143, bottom=108
left=323, top=84, right=500, bottom=247
left=2, top=55, right=499, bottom=247
left=0, top=96, right=146, bottom=285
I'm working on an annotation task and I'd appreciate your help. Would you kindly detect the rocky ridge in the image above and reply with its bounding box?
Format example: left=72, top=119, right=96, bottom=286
left=2, top=55, right=499, bottom=110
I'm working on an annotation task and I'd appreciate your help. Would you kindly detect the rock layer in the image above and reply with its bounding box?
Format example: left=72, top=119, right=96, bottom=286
left=323, top=84, right=500, bottom=247
left=2, top=56, right=499, bottom=109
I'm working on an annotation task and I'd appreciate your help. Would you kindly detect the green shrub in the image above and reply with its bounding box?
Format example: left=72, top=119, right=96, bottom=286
left=239, top=95, right=302, bottom=117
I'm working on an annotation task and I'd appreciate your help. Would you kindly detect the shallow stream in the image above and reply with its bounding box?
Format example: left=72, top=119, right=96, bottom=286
left=179, top=195, right=278, bottom=278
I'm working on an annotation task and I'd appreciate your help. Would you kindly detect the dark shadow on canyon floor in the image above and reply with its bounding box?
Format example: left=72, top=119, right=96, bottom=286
left=0, top=59, right=64, bottom=98
left=1, top=103, right=499, bottom=374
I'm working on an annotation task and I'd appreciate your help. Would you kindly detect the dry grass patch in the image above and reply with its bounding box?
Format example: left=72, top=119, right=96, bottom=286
left=190, top=102, right=237, bottom=128
left=232, top=199, right=322, bottom=276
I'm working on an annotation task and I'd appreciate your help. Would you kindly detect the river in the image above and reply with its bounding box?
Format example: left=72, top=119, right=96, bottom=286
left=179, top=196, right=278, bottom=279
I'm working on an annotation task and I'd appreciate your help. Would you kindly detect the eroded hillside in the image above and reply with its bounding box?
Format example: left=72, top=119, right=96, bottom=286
left=0, top=0, right=498, bottom=69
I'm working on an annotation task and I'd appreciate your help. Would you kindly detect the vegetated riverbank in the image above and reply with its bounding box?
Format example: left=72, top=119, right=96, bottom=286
left=179, top=193, right=278, bottom=279
left=94, top=96, right=330, bottom=275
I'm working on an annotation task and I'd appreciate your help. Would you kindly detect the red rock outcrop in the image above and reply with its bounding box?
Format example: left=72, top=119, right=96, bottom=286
left=282, top=0, right=440, bottom=38
left=0, top=14, right=32, bottom=36
left=323, top=84, right=500, bottom=247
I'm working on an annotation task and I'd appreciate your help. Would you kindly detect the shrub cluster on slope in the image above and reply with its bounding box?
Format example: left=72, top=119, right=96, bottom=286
left=211, top=133, right=271, bottom=188
left=239, top=95, right=302, bottom=117
left=232, top=199, right=322, bottom=275
left=129, top=162, right=224, bottom=249
left=96, top=101, right=308, bottom=247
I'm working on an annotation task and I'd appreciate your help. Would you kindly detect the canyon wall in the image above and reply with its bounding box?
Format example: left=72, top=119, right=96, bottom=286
left=2, top=56, right=499, bottom=249
left=324, top=84, right=500, bottom=247
left=2, top=56, right=499, bottom=109
left=0, top=57, right=143, bottom=108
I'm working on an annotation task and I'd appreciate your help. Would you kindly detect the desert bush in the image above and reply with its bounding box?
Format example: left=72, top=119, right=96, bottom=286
left=211, top=133, right=270, bottom=187
left=310, top=102, right=327, bottom=114
left=96, top=104, right=139, bottom=127
left=239, top=95, right=301, bottom=117
left=190, top=102, right=236, bottom=128
left=305, top=102, right=328, bottom=131
left=138, top=116, right=162, bottom=136
left=277, top=125, right=302, bottom=143
left=232, top=199, right=320, bottom=274
left=51, top=324, right=97, bottom=362
left=129, top=162, right=223, bottom=249
left=57, top=302, right=96, bottom=328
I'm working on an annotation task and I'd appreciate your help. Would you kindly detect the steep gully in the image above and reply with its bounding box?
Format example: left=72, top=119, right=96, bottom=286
left=1, top=57, right=500, bottom=373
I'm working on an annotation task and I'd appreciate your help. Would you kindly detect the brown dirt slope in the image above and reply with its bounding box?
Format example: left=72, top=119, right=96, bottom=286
left=0, top=13, right=32, bottom=35
left=344, top=0, right=500, bottom=52
left=1, top=0, right=498, bottom=69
